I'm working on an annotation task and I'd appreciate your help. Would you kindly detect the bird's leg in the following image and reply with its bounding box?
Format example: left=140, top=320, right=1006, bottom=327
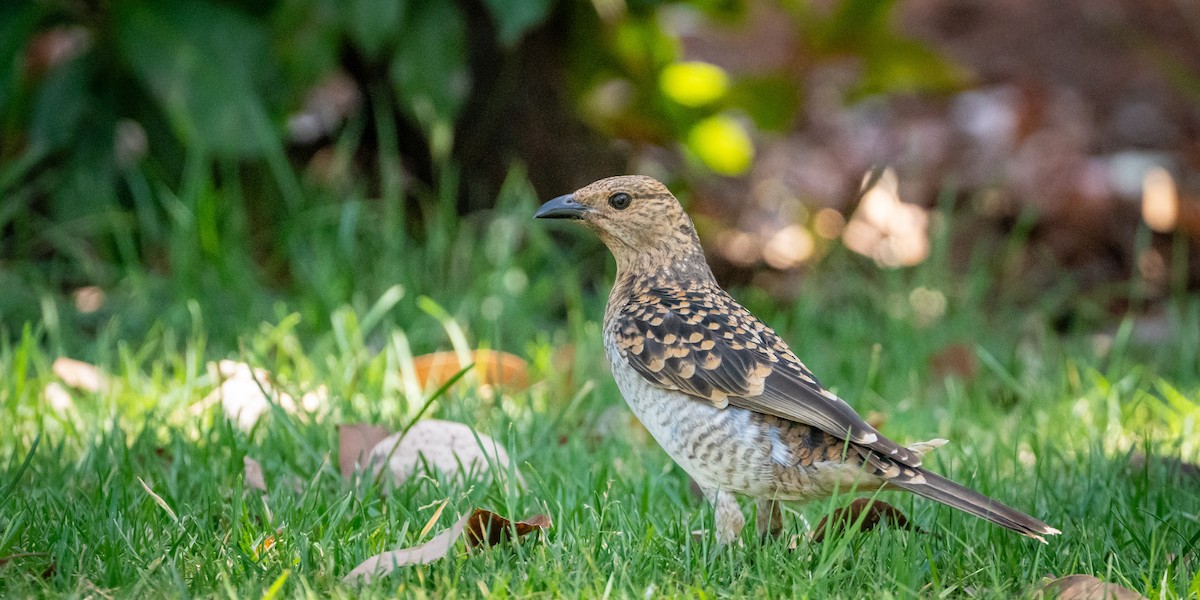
left=700, top=486, right=745, bottom=544
left=755, top=498, right=783, bottom=540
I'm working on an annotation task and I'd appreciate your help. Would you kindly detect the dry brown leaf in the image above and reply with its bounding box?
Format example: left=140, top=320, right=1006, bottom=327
left=464, top=509, right=551, bottom=547
left=338, top=423, right=392, bottom=479
left=411, top=350, right=529, bottom=390
left=810, top=498, right=922, bottom=543
left=368, top=419, right=520, bottom=486
left=1036, top=575, right=1146, bottom=600
left=52, top=357, right=108, bottom=393
left=342, top=508, right=550, bottom=584
left=243, top=456, right=267, bottom=493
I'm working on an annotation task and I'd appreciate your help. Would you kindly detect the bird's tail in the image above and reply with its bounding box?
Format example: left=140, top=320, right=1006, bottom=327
left=888, top=468, right=1061, bottom=543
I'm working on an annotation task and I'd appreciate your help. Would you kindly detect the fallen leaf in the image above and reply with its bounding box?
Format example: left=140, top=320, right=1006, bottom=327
left=343, top=508, right=549, bottom=583
left=810, top=498, right=921, bottom=543
left=42, top=382, right=74, bottom=412
left=464, top=509, right=551, bottom=547
left=52, top=357, right=108, bottom=393
left=929, top=343, right=979, bottom=380
left=339, top=423, right=392, bottom=479
left=368, top=419, right=520, bottom=486
left=255, top=533, right=277, bottom=558
left=201, top=360, right=326, bottom=431
left=1036, top=575, right=1146, bottom=600
left=865, top=411, right=886, bottom=430
left=244, top=456, right=268, bottom=492
left=411, top=350, right=529, bottom=390
left=73, top=285, right=105, bottom=313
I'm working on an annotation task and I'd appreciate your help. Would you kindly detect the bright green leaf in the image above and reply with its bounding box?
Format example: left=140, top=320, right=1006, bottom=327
left=114, top=0, right=278, bottom=157
left=659, top=61, right=729, bottom=107
left=390, top=0, right=470, bottom=141
left=345, top=0, right=406, bottom=60
left=686, top=113, right=754, bottom=176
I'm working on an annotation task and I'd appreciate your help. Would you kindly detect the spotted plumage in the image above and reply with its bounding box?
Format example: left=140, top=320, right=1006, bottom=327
left=536, top=175, right=1059, bottom=544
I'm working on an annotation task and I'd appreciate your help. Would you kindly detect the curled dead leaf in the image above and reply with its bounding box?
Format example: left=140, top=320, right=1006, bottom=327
left=465, top=510, right=551, bottom=547
left=339, top=423, right=392, bottom=479
left=1036, top=575, right=1146, bottom=600
left=368, top=419, right=520, bottom=487
left=810, top=498, right=922, bottom=543
left=52, top=357, right=108, bottom=393
left=411, top=350, right=529, bottom=390
left=343, top=508, right=550, bottom=584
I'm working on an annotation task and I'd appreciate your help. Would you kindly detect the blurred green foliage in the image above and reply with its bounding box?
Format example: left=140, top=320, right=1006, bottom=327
left=0, top=0, right=963, bottom=346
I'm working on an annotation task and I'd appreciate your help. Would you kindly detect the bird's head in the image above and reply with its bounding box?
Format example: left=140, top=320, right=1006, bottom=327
left=535, top=175, right=707, bottom=274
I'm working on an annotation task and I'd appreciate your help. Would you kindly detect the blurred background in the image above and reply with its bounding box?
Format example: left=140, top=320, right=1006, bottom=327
left=4, top=4, right=1200, bottom=593
left=2, top=0, right=1199, bottom=350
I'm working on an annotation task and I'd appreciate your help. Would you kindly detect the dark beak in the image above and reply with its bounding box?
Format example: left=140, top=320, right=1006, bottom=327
left=534, top=194, right=588, bottom=220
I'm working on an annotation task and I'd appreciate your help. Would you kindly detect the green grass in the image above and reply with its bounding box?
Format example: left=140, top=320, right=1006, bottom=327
left=3, top=169, right=1200, bottom=597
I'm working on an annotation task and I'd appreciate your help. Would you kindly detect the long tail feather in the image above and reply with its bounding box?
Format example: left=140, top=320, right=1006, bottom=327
left=888, top=468, right=1061, bottom=543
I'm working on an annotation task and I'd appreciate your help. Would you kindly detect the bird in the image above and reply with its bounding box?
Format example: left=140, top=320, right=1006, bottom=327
left=535, top=175, right=1060, bottom=545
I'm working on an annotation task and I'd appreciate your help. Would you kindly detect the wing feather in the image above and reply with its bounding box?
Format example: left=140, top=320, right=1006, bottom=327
left=610, top=281, right=918, bottom=466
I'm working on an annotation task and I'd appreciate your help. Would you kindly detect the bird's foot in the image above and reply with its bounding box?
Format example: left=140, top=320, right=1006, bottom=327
left=702, top=487, right=746, bottom=545
left=755, top=498, right=783, bottom=541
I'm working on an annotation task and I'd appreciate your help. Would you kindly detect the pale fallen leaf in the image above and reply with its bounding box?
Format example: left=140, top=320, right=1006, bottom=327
left=73, top=286, right=105, bottom=313
left=368, top=419, right=520, bottom=487
left=339, top=423, right=392, bottom=479
left=810, top=498, right=922, bottom=543
left=244, top=456, right=267, bottom=493
left=42, top=383, right=74, bottom=412
left=343, top=508, right=550, bottom=584
left=1036, top=575, right=1146, bottom=600
left=52, top=357, right=108, bottom=393
left=411, top=350, right=529, bottom=390
left=201, top=360, right=327, bottom=431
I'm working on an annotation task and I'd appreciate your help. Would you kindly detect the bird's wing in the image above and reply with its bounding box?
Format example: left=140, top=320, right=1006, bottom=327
left=610, top=281, right=920, bottom=467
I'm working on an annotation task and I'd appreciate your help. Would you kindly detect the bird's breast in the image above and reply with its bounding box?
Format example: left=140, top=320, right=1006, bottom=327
left=603, top=330, right=868, bottom=499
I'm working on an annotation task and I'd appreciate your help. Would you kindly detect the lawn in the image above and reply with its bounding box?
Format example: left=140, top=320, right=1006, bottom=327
left=2, top=180, right=1199, bottom=598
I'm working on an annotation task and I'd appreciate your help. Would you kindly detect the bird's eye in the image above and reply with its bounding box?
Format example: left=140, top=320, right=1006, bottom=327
left=608, top=192, right=632, bottom=210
